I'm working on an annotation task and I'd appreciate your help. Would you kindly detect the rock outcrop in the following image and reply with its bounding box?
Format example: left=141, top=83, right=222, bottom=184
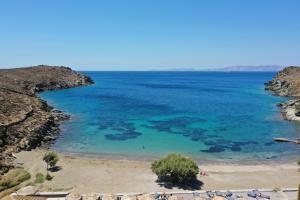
left=265, top=66, right=300, bottom=121
left=0, top=65, right=93, bottom=174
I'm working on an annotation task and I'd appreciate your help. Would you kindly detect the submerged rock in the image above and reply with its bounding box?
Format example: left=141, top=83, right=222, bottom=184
left=201, top=145, right=226, bottom=153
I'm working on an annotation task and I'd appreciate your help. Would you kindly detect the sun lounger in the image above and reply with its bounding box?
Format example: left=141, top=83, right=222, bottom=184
left=207, top=191, right=214, bottom=198
left=259, top=194, right=270, bottom=199
left=247, top=191, right=256, bottom=198
left=225, top=191, right=232, bottom=197
left=215, top=191, right=232, bottom=198
left=193, top=192, right=200, bottom=197
left=215, top=191, right=225, bottom=197
left=154, top=193, right=160, bottom=200
left=247, top=190, right=271, bottom=199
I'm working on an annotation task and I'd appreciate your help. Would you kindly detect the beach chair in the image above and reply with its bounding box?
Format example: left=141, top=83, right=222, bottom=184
left=225, top=191, right=232, bottom=198
left=215, top=191, right=225, bottom=197
left=247, top=191, right=256, bottom=198
left=154, top=193, right=160, bottom=200
left=207, top=191, right=215, bottom=198
left=247, top=190, right=270, bottom=199
left=259, top=193, right=270, bottom=199
left=192, top=192, right=205, bottom=200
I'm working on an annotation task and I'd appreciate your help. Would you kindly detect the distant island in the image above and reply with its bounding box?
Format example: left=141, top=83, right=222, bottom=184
left=167, top=65, right=285, bottom=72
left=215, top=65, right=285, bottom=72
left=0, top=65, right=93, bottom=174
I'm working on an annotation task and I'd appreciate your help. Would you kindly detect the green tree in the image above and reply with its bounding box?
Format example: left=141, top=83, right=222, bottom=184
left=43, top=152, right=59, bottom=171
left=151, top=153, right=199, bottom=183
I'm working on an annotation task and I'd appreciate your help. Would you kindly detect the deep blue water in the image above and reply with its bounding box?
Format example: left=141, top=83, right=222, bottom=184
left=39, top=72, right=300, bottom=162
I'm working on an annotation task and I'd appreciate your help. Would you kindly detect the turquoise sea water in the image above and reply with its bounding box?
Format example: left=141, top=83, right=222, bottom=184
left=40, top=72, right=300, bottom=162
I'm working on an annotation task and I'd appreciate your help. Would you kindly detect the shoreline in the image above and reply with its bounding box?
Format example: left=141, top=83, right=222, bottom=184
left=278, top=98, right=300, bottom=121
left=15, top=149, right=300, bottom=194
left=51, top=147, right=300, bottom=166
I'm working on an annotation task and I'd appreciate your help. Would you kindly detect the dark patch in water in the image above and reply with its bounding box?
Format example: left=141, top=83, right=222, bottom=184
left=204, top=141, right=216, bottom=146
left=230, top=144, right=242, bottom=152
left=143, top=116, right=207, bottom=141
left=264, top=141, right=275, bottom=146
left=98, top=119, right=142, bottom=141
left=111, top=127, right=132, bottom=132
left=182, top=128, right=207, bottom=141
left=201, top=145, right=226, bottom=153
left=98, top=119, right=127, bottom=130
left=201, top=139, right=258, bottom=153
left=92, top=94, right=174, bottom=117
left=105, top=130, right=142, bottom=141
left=214, top=127, right=227, bottom=132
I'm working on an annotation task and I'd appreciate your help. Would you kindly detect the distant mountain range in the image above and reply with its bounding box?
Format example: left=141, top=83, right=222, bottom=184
left=167, top=65, right=285, bottom=72
left=213, top=65, right=285, bottom=72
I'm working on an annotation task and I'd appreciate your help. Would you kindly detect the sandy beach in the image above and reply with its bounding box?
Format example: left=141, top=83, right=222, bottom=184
left=14, top=149, right=300, bottom=194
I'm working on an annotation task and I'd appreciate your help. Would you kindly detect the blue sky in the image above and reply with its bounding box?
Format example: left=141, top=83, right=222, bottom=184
left=1, top=0, right=300, bottom=70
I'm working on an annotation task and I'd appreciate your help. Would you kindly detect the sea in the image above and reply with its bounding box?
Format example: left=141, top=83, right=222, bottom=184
left=39, top=71, right=300, bottom=162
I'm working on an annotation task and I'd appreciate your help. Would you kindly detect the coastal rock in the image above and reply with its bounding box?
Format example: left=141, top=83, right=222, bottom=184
left=265, top=66, right=300, bottom=122
left=276, top=98, right=300, bottom=121
left=265, top=66, right=300, bottom=97
left=0, top=65, right=93, bottom=174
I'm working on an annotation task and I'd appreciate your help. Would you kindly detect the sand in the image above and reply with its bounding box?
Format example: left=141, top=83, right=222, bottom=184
left=14, top=149, right=300, bottom=194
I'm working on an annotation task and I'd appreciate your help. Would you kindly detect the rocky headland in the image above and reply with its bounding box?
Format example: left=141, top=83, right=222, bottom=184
left=265, top=66, right=300, bottom=121
left=0, top=65, right=93, bottom=174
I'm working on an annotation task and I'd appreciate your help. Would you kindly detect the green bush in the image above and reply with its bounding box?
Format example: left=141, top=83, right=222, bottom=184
left=43, top=152, right=59, bottom=170
left=45, top=173, right=53, bottom=181
left=0, top=169, right=31, bottom=192
left=151, top=153, right=199, bottom=183
left=34, top=173, right=45, bottom=184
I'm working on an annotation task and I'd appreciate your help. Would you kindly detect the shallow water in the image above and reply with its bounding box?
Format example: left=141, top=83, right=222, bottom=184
left=39, top=71, right=300, bottom=162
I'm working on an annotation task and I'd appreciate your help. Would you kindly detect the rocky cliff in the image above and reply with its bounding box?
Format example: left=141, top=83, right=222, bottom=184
left=265, top=66, right=300, bottom=121
left=0, top=65, right=93, bottom=174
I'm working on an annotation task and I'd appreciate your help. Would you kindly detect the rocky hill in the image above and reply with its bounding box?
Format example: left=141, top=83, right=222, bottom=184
left=265, top=66, right=300, bottom=121
left=0, top=65, right=93, bottom=174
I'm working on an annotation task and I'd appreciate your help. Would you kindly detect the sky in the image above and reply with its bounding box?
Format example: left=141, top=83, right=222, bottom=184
left=0, top=0, right=300, bottom=71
